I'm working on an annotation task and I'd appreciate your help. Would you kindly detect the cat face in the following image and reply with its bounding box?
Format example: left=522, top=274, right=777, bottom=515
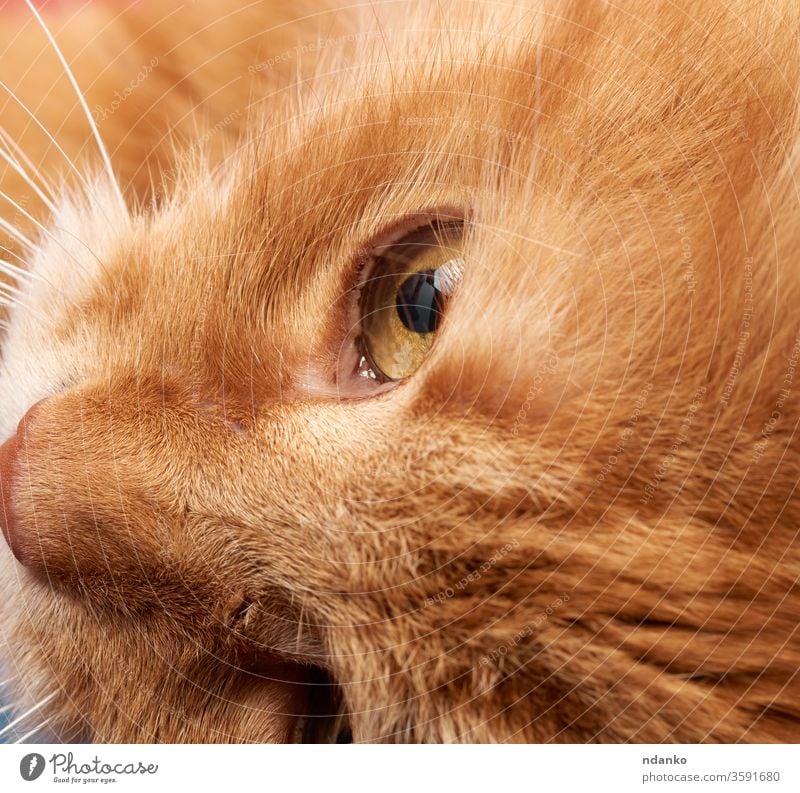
left=2, top=0, right=800, bottom=743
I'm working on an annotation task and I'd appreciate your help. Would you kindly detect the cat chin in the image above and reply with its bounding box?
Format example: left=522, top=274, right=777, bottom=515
left=0, top=548, right=60, bottom=741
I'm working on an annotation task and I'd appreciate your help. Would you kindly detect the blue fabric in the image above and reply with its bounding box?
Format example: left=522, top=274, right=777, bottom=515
left=0, top=696, right=13, bottom=742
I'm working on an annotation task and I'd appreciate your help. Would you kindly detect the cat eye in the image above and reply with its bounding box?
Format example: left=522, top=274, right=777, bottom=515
left=353, top=220, right=464, bottom=383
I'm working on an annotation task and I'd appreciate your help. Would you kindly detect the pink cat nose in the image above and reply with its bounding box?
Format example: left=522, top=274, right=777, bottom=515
left=0, top=400, right=46, bottom=563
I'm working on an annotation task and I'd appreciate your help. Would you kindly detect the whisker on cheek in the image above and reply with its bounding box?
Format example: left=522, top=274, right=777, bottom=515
left=0, top=80, right=116, bottom=222
left=0, top=126, right=57, bottom=202
left=0, top=258, right=53, bottom=296
left=0, top=146, right=57, bottom=215
left=0, top=260, right=35, bottom=283
left=22, top=0, right=125, bottom=213
left=0, top=293, right=48, bottom=323
left=0, top=80, right=88, bottom=195
left=0, top=214, right=37, bottom=252
left=0, top=281, right=27, bottom=300
left=0, top=191, right=101, bottom=286
left=13, top=720, right=52, bottom=744
left=0, top=690, right=57, bottom=740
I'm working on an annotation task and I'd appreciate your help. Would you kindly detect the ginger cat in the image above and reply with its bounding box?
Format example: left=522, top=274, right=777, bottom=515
left=0, top=0, right=798, bottom=743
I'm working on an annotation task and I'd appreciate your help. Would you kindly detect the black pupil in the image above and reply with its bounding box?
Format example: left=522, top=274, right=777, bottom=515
left=395, top=269, right=443, bottom=333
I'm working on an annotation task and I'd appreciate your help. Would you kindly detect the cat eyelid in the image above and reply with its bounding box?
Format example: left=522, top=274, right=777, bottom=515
left=351, top=208, right=468, bottom=293
left=332, top=210, right=468, bottom=395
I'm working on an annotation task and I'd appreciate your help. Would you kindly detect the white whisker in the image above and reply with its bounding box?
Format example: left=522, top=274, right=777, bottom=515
left=0, top=143, right=57, bottom=214
left=0, top=190, right=52, bottom=244
left=1, top=189, right=102, bottom=281
left=0, top=690, right=56, bottom=738
left=0, top=90, right=123, bottom=240
left=0, top=293, right=48, bottom=322
left=0, top=127, right=56, bottom=199
left=0, top=280, right=26, bottom=299
left=3, top=233, right=97, bottom=298
left=13, top=720, right=50, bottom=744
left=24, top=0, right=125, bottom=211
left=0, top=78, right=94, bottom=198
left=0, top=259, right=37, bottom=283
left=0, top=704, right=13, bottom=716
left=0, top=215, right=36, bottom=250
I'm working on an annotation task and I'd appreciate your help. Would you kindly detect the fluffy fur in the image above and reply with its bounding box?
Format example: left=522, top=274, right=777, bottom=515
left=0, top=0, right=799, bottom=742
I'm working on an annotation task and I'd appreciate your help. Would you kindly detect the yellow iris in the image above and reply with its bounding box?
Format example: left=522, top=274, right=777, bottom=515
left=358, top=223, right=464, bottom=381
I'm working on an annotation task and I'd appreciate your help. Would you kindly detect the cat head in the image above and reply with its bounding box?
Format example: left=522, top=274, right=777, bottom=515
left=1, top=0, right=799, bottom=743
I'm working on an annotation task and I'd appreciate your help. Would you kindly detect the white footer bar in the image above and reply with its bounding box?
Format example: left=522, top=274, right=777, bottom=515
left=0, top=743, right=796, bottom=792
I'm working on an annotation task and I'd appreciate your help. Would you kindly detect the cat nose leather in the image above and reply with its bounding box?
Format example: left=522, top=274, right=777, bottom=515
left=0, top=400, right=46, bottom=563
